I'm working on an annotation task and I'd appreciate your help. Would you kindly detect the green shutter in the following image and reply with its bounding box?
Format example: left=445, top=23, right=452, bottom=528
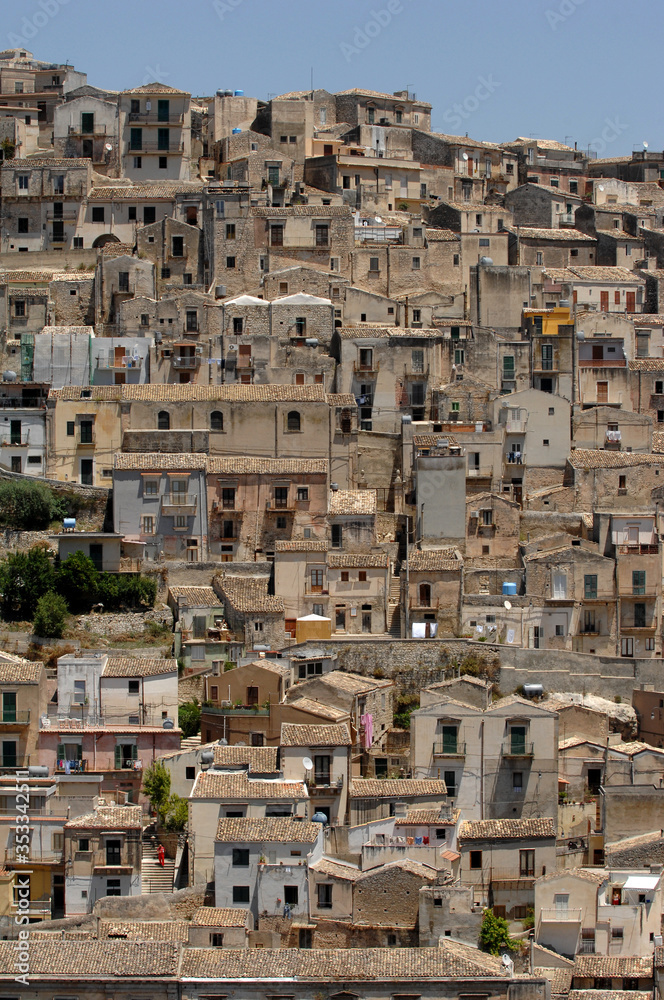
left=114, top=745, right=122, bottom=769
left=57, top=743, right=65, bottom=760
left=77, top=744, right=82, bottom=761
left=131, top=744, right=138, bottom=761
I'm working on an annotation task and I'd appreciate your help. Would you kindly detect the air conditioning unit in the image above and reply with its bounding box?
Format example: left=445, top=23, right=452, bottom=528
left=212, top=500, right=219, bottom=510
left=228, top=344, right=237, bottom=351
left=195, top=346, right=203, bottom=355
left=470, top=510, right=480, bottom=518
left=265, top=500, right=271, bottom=509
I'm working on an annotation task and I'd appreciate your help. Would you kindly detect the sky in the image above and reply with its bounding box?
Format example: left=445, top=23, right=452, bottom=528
left=6, top=0, right=660, bottom=156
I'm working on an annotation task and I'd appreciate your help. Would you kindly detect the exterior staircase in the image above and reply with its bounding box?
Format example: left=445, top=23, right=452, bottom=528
left=141, top=840, right=175, bottom=894
left=387, top=575, right=402, bottom=638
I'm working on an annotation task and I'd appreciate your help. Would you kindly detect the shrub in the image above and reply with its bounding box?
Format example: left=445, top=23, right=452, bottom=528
left=141, top=761, right=171, bottom=824
left=97, top=572, right=157, bottom=611
left=0, top=546, right=55, bottom=619
left=479, top=908, right=516, bottom=955
left=0, top=480, right=65, bottom=529
left=33, top=591, right=68, bottom=638
left=393, top=694, right=420, bottom=730
left=56, top=551, right=99, bottom=613
left=178, top=700, right=201, bottom=738
left=164, top=794, right=188, bottom=831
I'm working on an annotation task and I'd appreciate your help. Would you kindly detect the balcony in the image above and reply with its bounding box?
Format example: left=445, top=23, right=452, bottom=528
left=266, top=500, right=294, bottom=512
left=538, top=907, right=582, bottom=923
left=268, top=236, right=329, bottom=249
left=433, top=741, right=466, bottom=757
left=306, top=775, right=344, bottom=793
left=172, top=355, right=200, bottom=370
left=617, top=544, right=658, bottom=555
left=10, top=896, right=52, bottom=918
left=127, top=112, right=184, bottom=124
left=578, top=358, right=627, bottom=368
left=502, top=740, right=534, bottom=757
left=45, top=209, right=78, bottom=221
left=6, top=847, right=61, bottom=864
left=0, top=397, right=46, bottom=410
left=126, top=140, right=184, bottom=154
left=354, top=361, right=380, bottom=376
left=0, top=710, right=30, bottom=724
left=68, top=123, right=107, bottom=135
left=505, top=451, right=525, bottom=465
left=0, top=435, right=29, bottom=448
left=505, top=418, right=527, bottom=433
left=162, top=493, right=197, bottom=515
left=96, top=355, right=142, bottom=370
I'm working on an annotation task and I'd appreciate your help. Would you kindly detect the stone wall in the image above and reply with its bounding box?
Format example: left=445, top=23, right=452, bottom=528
left=606, top=834, right=664, bottom=868
left=178, top=673, right=205, bottom=704
left=76, top=608, right=173, bottom=637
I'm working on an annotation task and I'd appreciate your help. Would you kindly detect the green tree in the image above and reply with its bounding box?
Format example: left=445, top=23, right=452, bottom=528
left=141, top=761, right=172, bottom=825
left=33, top=591, right=68, bottom=639
left=479, top=908, right=516, bottom=956
left=56, top=551, right=99, bottom=613
left=178, top=700, right=201, bottom=739
left=164, top=794, right=188, bottom=832
left=0, top=546, right=55, bottom=620
left=0, top=480, right=65, bottom=529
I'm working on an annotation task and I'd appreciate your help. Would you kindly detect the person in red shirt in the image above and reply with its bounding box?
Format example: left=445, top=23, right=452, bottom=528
left=157, top=844, right=165, bottom=867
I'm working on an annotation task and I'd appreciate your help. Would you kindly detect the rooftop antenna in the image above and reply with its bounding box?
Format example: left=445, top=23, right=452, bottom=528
left=310, top=67, right=313, bottom=93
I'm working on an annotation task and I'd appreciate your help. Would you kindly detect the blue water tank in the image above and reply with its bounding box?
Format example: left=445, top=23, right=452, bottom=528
left=234, top=90, right=244, bottom=97
left=63, top=518, right=76, bottom=531
left=502, top=582, right=517, bottom=596
left=231, top=128, right=242, bottom=134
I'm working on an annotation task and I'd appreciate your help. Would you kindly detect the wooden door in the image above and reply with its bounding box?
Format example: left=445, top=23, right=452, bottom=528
left=626, top=291, right=636, bottom=312
left=600, top=291, right=609, bottom=311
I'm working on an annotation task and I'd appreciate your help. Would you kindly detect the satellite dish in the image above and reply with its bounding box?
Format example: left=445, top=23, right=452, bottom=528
left=598, top=185, right=604, bottom=191
left=374, top=215, right=383, bottom=223
left=302, top=757, right=314, bottom=771
left=461, top=152, right=469, bottom=161
left=504, top=600, right=512, bottom=610
left=104, top=143, right=112, bottom=151
left=644, top=141, right=649, bottom=149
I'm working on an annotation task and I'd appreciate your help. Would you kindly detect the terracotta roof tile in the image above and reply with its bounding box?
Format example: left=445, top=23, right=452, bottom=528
left=65, top=805, right=143, bottom=830
left=0, top=658, right=42, bottom=683
left=408, top=549, right=462, bottom=571
left=99, top=920, right=188, bottom=942
left=0, top=939, right=178, bottom=977
left=212, top=745, right=279, bottom=771
left=459, top=817, right=556, bottom=840
left=280, top=722, right=351, bottom=747
left=309, top=857, right=362, bottom=880
left=395, top=808, right=456, bottom=825
left=506, top=227, right=596, bottom=241
left=251, top=206, right=352, bottom=217
left=329, top=489, right=376, bottom=514
left=114, top=453, right=207, bottom=471
left=216, top=817, right=320, bottom=843
left=356, top=858, right=437, bottom=882
left=102, top=657, right=176, bottom=677
left=568, top=265, right=644, bottom=282
left=191, top=907, right=250, bottom=927
left=350, top=778, right=447, bottom=799
left=168, top=586, right=220, bottom=607
left=207, top=457, right=327, bottom=475
left=191, top=770, right=307, bottom=801
left=573, top=956, right=653, bottom=978
left=275, top=540, right=328, bottom=552
left=568, top=449, right=664, bottom=469
left=283, top=698, right=348, bottom=722
left=328, top=553, right=389, bottom=568
left=215, top=577, right=284, bottom=614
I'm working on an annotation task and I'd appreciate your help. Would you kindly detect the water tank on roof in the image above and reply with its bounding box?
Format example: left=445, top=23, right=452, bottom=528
left=2, top=371, right=17, bottom=382
left=402, top=414, right=412, bottom=424
left=479, top=256, right=494, bottom=266
left=502, top=582, right=517, bottom=596
left=200, top=751, right=214, bottom=765
left=28, top=765, right=49, bottom=777
left=522, top=684, right=544, bottom=699
left=224, top=89, right=233, bottom=97
left=312, top=811, right=329, bottom=825
left=63, top=518, right=76, bottom=531
left=234, top=90, right=244, bottom=97
left=232, top=128, right=242, bottom=134
left=162, top=718, right=174, bottom=729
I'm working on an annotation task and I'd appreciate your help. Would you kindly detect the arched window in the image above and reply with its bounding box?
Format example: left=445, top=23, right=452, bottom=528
left=287, top=410, right=301, bottom=432
left=158, top=411, right=170, bottom=430
left=419, top=583, right=431, bottom=607
left=211, top=410, right=223, bottom=431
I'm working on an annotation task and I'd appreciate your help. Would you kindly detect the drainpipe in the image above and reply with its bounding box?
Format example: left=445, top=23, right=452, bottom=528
left=480, top=719, right=484, bottom=820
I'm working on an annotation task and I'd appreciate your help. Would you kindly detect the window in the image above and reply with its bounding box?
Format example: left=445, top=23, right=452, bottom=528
left=318, top=883, right=333, bottom=908
left=133, top=156, right=142, bottom=169
left=225, top=222, right=236, bottom=240
left=92, top=206, right=105, bottom=223
left=454, top=348, right=465, bottom=366
left=128, top=679, right=139, bottom=695
left=412, top=256, right=421, bottom=270
left=226, top=256, right=236, bottom=269
left=584, top=575, right=597, bottom=600
left=331, top=524, right=342, bottom=549
left=232, top=886, right=250, bottom=903
left=158, top=156, right=167, bottom=169
left=14, top=300, right=25, bottom=317
left=17, top=217, right=28, bottom=234
left=632, top=570, right=646, bottom=595
left=287, top=410, right=301, bottom=432
left=17, top=174, right=29, bottom=191
left=157, top=411, right=170, bottom=430
left=519, top=849, right=535, bottom=876
left=284, top=885, right=298, bottom=906
left=171, top=236, right=184, bottom=258
left=73, top=237, right=84, bottom=248
left=621, top=637, right=634, bottom=658
left=369, top=257, right=379, bottom=272
left=144, top=206, right=156, bottom=225
left=619, top=474, right=627, bottom=490
left=106, top=878, right=122, bottom=897
left=210, top=411, right=223, bottom=432
left=289, top=136, right=296, bottom=144
left=79, top=420, right=93, bottom=444
left=118, top=271, right=129, bottom=292
left=232, top=848, right=250, bottom=867
left=358, top=570, right=367, bottom=582
left=186, top=310, right=198, bottom=332
left=469, top=850, right=482, bottom=869
left=513, top=771, right=523, bottom=792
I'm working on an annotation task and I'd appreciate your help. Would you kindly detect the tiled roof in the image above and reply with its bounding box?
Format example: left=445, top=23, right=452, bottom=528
left=114, top=453, right=207, bottom=471
left=207, top=457, right=327, bottom=475
left=567, top=265, right=644, bottom=282
left=630, top=359, right=664, bottom=371
left=0, top=939, right=178, bottom=977
left=327, top=393, right=357, bottom=406
left=425, top=228, right=460, bottom=241
left=212, top=745, right=279, bottom=771
left=327, top=553, right=389, bottom=568
left=396, top=808, right=455, bottom=825
left=408, top=549, right=462, bottom=571
left=573, top=956, right=653, bottom=978
left=121, top=382, right=327, bottom=402
left=168, top=586, right=220, bottom=607
left=49, top=386, right=123, bottom=401
left=350, top=778, right=447, bottom=799
left=0, top=269, right=67, bottom=282
left=215, top=577, right=284, bottom=614
left=6, top=157, right=89, bottom=167
left=216, top=817, right=320, bottom=843
left=508, top=137, right=574, bottom=151
left=629, top=314, right=664, bottom=325
left=0, top=659, right=41, bottom=683
left=309, top=857, right=362, bottom=881
left=506, top=227, right=596, bottom=241
left=537, top=866, right=607, bottom=885
left=191, top=907, right=249, bottom=927
left=653, top=431, right=664, bottom=454
left=338, top=326, right=443, bottom=340
left=568, top=449, right=664, bottom=469
left=284, top=698, right=348, bottom=722
left=459, top=817, right=556, bottom=841
left=88, top=182, right=202, bottom=200
left=280, top=722, right=351, bottom=747
left=534, top=968, right=574, bottom=994
left=597, top=229, right=644, bottom=242
left=179, top=943, right=504, bottom=980
left=569, top=992, right=650, bottom=1000
left=302, top=670, right=392, bottom=694
left=356, top=858, right=437, bottom=881
left=102, top=657, right=177, bottom=677
left=65, top=805, right=143, bottom=830
left=274, top=539, right=328, bottom=552
left=336, top=88, right=431, bottom=107
left=191, top=770, right=307, bottom=801
left=251, top=206, right=351, bottom=217
left=329, top=489, right=376, bottom=514
left=123, top=82, right=190, bottom=95
left=99, top=920, right=188, bottom=942
left=242, top=657, right=290, bottom=677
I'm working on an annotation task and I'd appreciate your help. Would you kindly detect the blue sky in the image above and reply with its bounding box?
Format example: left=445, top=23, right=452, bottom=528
left=7, top=0, right=659, bottom=155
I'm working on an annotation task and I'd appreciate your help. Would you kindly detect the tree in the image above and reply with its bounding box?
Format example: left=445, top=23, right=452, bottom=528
left=33, top=592, right=68, bottom=639
left=141, top=761, right=172, bottom=825
left=56, top=551, right=99, bottom=613
left=0, top=546, right=55, bottom=620
left=164, top=794, right=188, bottom=832
left=479, top=908, right=516, bottom=956
left=0, top=480, right=65, bottom=529
left=178, top=700, right=201, bottom=739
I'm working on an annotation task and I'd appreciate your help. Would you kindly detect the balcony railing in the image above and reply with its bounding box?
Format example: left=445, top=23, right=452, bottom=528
left=502, top=741, right=534, bottom=757
left=0, top=435, right=29, bottom=447
left=539, top=907, right=582, bottom=923
left=127, top=112, right=184, bottom=124
left=578, top=358, right=627, bottom=368
left=96, top=355, right=142, bottom=370
left=126, top=140, right=185, bottom=154
left=0, top=397, right=45, bottom=409
left=268, top=236, right=330, bottom=249
left=306, top=775, right=344, bottom=791
left=6, top=847, right=62, bottom=863
left=172, top=355, right=200, bottom=369
left=161, top=493, right=197, bottom=513
left=433, top=741, right=466, bottom=757
left=505, top=452, right=525, bottom=464
left=68, top=123, right=107, bottom=135
left=10, top=896, right=51, bottom=917
left=354, top=361, right=380, bottom=375
left=617, top=544, right=658, bottom=555
left=505, top=418, right=527, bottom=433
left=0, top=710, right=30, bottom=724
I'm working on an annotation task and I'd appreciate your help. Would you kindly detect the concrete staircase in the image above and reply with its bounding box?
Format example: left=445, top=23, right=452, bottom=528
left=141, top=841, right=175, bottom=894
left=387, top=575, right=402, bottom=638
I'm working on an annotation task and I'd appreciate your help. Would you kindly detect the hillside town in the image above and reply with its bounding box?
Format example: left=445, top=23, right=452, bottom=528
left=0, top=44, right=664, bottom=998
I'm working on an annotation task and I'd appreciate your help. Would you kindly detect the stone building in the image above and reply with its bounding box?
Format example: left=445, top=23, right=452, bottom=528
left=63, top=805, right=142, bottom=915
left=118, top=82, right=192, bottom=182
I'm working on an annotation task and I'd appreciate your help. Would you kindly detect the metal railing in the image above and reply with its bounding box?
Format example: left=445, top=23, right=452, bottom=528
left=433, top=741, right=466, bottom=757
left=502, top=741, right=534, bottom=757
left=68, top=123, right=107, bottom=135
left=172, top=355, right=200, bottom=369
left=539, top=907, right=582, bottom=922
left=96, top=355, right=142, bottom=370
left=161, top=493, right=197, bottom=510
left=127, top=112, right=184, bottom=124
left=0, top=710, right=30, bottom=724
left=126, top=140, right=185, bottom=153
